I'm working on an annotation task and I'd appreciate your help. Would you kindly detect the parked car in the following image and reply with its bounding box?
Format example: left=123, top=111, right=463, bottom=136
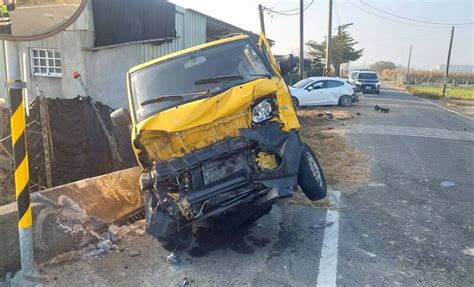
left=349, top=70, right=380, bottom=94
left=289, top=77, right=360, bottom=107
left=110, top=34, right=327, bottom=249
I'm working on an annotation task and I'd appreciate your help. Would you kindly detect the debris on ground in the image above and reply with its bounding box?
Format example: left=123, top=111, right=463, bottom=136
left=167, top=252, right=179, bottom=265
left=181, top=277, right=190, bottom=286
left=128, top=250, right=141, bottom=257
left=356, top=112, right=362, bottom=116
left=315, top=110, right=354, bottom=121
left=69, top=220, right=147, bottom=259
left=311, top=221, right=334, bottom=229
left=108, top=224, right=120, bottom=243
left=374, top=105, right=390, bottom=113
left=317, top=111, right=334, bottom=120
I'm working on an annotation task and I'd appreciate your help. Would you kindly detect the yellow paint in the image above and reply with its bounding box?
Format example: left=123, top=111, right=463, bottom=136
left=14, top=156, right=29, bottom=195
left=127, top=34, right=300, bottom=165
left=10, top=101, right=25, bottom=144
left=256, top=152, right=278, bottom=169
left=18, top=206, right=32, bottom=228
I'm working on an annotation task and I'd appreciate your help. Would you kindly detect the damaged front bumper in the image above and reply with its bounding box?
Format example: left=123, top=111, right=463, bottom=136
left=143, top=123, right=303, bottom=237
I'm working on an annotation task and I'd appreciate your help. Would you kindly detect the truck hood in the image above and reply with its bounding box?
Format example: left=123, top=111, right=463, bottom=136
left=133, top=78, right=300, bottom=165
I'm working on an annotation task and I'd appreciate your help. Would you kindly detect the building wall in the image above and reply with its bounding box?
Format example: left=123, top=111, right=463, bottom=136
left=19, top=30, right=94, bottom=103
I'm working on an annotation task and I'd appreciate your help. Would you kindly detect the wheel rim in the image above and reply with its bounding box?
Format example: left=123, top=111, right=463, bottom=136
left=306, top=152, right=323, bottom=188
left=341, top=96, right=351, bottom=106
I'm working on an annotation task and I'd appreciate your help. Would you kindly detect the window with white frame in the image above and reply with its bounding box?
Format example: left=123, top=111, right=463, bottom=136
left=30, top=48, right=62, bottom=77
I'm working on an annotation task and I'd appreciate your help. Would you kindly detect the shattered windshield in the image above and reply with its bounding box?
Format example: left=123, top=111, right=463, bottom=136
left=130, top=39, right=273, bottom=121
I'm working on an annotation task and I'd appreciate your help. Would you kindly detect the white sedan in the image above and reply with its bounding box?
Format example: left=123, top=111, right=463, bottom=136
left=289, top=77, right=360, bottom=107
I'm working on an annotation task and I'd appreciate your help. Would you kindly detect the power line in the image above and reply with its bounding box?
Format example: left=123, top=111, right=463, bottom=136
left=359, top=0, right=474, bottom=26
left=264, top=0, right=314, bottom=16
left=344, top=0, right=445, bottom=28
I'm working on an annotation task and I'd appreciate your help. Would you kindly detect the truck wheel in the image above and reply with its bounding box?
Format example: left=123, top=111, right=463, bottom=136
left=298, top=144, right=327, bottom=201
left=292, top=96, right=300, bottom=108
left=339, top=95, right=352, bottom=107
left=158, top=225, right=192, bottom=251
left=145, top=191, right=192, bottom=250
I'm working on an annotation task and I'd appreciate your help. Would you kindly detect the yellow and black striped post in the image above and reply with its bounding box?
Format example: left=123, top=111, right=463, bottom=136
left=9, top=82, right=32, bottom=230
left=5, top=41, right=41, bottom=285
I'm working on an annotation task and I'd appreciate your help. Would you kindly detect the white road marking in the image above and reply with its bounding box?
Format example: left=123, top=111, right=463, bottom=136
left=419, top=97, right=473, bottom=120
left=316, top=191, right=341, bottom=287
left=347, top=124, right=474, bottom=141
left=363, top=97, right=429, bottom=105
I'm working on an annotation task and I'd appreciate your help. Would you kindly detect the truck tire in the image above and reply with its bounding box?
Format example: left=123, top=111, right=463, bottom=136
left=298, top=144, right=327, bottom=201
left=292, top=96, right=300, bottom=108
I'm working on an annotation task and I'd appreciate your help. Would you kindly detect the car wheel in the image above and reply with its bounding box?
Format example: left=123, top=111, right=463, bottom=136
left=375, top=89, right=380, bottom=94
left=298, top=144, right=327, bottom=201
left=339, top=95, right=352, bottom=107
left=292, top=96, right=299, bottom=108
left=145, top=191, right=192, bottom=250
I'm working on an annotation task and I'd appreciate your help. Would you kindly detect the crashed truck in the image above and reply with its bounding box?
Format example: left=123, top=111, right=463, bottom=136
left=110, top=34, right=327, bottom=249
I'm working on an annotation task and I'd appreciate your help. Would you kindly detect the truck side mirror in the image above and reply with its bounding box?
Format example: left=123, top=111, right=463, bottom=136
left=110, top=108, right=131, bottom=126
left=279, top=54, right=297, bottom=76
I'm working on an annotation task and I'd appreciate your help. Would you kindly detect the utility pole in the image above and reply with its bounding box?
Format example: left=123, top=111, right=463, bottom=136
left=442, top=26, right=455, bottom=97
left=325, top=0, right=333, bottom=76
left=405, top=44, right=412, bottom=82
left=299, top=0, right=304, bottom=80
left=336, top=23, right=353, bottom=76
left=258, top=4, right=265, bottom=35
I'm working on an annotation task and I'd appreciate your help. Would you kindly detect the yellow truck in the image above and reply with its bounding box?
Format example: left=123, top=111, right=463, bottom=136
left=111, top=34, right=327, bottom=249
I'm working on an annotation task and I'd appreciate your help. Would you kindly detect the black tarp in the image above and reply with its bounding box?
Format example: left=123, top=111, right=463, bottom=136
left=47, top=97, right=136, bottom=185
left=0, top=97, right=137, bottom=204
left=92, top=0, right=176, bottom=47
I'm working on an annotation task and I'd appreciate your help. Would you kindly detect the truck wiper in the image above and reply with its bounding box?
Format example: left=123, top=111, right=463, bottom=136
left=140, top=91, right=211, bottom=106
left=194, top=74, right=272, bottom=85
left=194, top=75, right=243, bottom=85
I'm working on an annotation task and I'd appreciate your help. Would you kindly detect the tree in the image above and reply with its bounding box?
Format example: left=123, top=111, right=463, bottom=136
left=306, top=27, right=363, bottom=76
left=370, top=61, right=397, bottom=74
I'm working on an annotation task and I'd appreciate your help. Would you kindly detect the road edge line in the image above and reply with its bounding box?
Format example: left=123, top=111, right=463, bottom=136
left=419, top=97, right=472, bottom=121
left=316, top=191, right=341, bottom=287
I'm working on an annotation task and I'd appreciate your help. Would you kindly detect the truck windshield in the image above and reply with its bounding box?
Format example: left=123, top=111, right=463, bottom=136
left=358, top=73, right=378, bottom=80
left=130, top=39, right=273, bottom=121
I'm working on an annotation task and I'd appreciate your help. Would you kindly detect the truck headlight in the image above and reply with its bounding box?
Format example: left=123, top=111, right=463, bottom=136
left=252, top=99, right=274, bottom=123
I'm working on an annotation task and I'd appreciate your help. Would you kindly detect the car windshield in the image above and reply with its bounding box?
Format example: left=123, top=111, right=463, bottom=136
left=358, top=72, right=378, bottom=80
left=130, top=39, right=273, bottom=121
left=293, top=78, right=313, bottom=89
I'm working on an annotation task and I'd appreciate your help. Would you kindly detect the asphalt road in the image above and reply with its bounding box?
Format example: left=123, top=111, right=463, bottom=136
left=40, top=88, right=474, bottom=286
left=340, top=88, right=473, bottom=286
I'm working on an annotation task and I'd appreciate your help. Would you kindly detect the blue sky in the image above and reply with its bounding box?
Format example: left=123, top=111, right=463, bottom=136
left=172, top=0, right=473, bottom=70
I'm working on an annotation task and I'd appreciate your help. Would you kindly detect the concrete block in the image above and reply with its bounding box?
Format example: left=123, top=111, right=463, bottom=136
left=0, top=166, right=142, bottom=278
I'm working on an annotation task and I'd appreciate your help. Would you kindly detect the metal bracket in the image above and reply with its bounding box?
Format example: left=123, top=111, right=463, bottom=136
left=5, top=81, right=26, bottom=89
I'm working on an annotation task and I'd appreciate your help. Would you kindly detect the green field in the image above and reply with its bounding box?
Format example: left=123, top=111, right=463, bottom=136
left=407, top=85, right=474, bottom=100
